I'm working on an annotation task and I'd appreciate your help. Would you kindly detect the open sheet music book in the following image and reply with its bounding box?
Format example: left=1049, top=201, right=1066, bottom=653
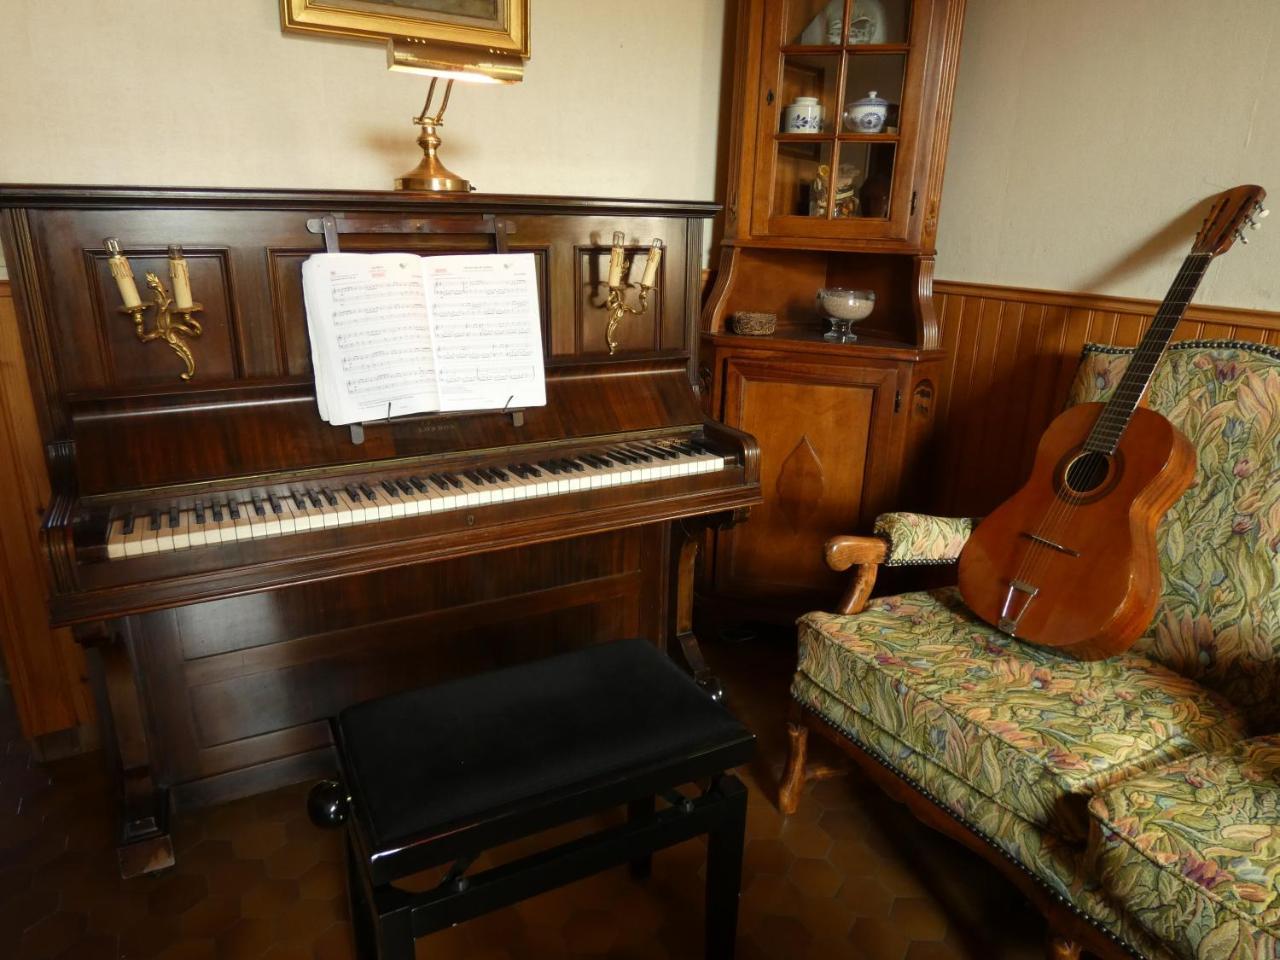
left=301, top=252, right=546, bottom=426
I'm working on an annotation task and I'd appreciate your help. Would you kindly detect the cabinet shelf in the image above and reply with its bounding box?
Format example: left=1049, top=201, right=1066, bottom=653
left=774, top=132, right=901, bottom=143
left=780, top=43, right=911, bottom=54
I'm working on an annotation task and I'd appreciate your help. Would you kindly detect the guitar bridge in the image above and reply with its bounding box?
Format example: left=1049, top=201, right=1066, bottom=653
left=998, top=579, right=1039, bottom=636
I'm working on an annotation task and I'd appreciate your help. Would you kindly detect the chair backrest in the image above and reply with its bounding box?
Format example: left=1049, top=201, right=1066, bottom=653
left=1067, top=340, right=1280, bottom=733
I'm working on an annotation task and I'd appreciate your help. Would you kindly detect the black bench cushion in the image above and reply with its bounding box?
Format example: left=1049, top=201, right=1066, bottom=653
left=336, top=639, right=752, bottom=854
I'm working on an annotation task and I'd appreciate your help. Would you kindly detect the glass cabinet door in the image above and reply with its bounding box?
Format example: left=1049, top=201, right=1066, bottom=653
left=752, top=0, right=929, bottom=240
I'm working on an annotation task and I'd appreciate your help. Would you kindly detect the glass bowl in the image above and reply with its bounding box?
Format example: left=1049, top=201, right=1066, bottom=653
left=817, top=288, right=875, bottom=341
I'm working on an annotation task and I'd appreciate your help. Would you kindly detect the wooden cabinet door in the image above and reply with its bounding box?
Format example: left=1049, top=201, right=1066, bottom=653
left=748, top=0, right=935, bottom=242
left=714, top=354, right=900, bottom=599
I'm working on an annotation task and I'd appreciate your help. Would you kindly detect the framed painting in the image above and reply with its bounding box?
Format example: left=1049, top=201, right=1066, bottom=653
left=280, top=0, right=530, bottom=57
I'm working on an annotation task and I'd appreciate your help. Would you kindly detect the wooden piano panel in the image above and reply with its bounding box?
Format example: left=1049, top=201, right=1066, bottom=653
left=127, top=526, right=662, bottom=805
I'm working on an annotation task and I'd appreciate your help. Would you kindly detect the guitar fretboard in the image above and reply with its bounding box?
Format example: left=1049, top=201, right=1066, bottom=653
left=1083, top=252, right=1214, bottom=454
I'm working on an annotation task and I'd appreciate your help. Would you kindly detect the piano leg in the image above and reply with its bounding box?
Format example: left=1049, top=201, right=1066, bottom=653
left=78, top=622, right=175, bottom=878
left=669, top=517, right=726, bottom=702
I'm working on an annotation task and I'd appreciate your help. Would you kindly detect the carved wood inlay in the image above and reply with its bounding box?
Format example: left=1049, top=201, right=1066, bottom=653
left=774, top=435, right=824, bottom=531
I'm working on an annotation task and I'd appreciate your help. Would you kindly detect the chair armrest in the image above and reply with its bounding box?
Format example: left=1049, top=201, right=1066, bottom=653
left=823, top=535, right=889, bottom=615
left=874, top=512, right=977, bottom=566
left=822, top=514, right=976, bottom=616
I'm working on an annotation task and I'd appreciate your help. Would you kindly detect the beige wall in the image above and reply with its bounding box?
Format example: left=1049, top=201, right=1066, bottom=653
left=936, top=0, right=1280, bottom=310
left=0, top=0, right=728, bottom=278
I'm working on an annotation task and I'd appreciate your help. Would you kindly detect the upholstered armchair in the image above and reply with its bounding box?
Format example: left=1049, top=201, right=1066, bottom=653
left=779, top=341, right=1280, bottom=960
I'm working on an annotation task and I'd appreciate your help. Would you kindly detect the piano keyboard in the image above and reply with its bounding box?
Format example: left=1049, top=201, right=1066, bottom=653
left=105, top=439, right=728, bottom=559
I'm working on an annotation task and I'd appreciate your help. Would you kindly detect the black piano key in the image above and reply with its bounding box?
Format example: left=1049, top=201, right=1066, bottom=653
left=507, top=463, right=526, bottom=478
left=380, top=480, right=400, bottom=498
left=408, top=476, right=428, bottom=492
left=168, top=506, right=180, bottom=528
left=641, top=444, right=674, bottom=460
left=463, top=469, right=484, bottom=485
left=148, top=509, right=161, bottom=531
left=394, top=478, right=413, bottom=495
left=307, top=490, right=323, bottom=509
left=194, top=503, right=206, bottom=525
left=564, top=459, right=585, bottom=473
left=605, top=450, right=632, bottom=465
left=251, top=495, right=266, bottom=517
left=627, top=448, right=653, bottom=462
left=444, top=473, right=464, bottom=489
left=211, top=502, right=224, bottom=522
left=291, top=491, right=307, bottom=511
left=322, top=488, right=338, bottom=506
left=121, top=511, right=135, bottom=535
left=524, top=464, right=542, bottom=477
left=345, top=484, right=362, bottom=502
left=229, top=501, right=242, bottom=520
left=268, top=493, right=283, bottom=514
left=537, top=460, right=559, bottom=474
left=359, top=483, right=377, bottom=500
left=427, top=474, right=449, bottom=491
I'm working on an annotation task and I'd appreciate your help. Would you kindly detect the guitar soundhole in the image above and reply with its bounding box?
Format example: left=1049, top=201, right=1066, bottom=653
left=1059, top=450, right=1121, bottom=506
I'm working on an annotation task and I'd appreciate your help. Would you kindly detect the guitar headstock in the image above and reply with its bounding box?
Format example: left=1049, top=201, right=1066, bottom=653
left=1193, top=184, right=1268, bottom=256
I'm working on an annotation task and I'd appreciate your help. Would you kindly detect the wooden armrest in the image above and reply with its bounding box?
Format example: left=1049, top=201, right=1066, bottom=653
left=824, top=535, right=889, bottom=571
left=823, top=535, right=889, bottom=615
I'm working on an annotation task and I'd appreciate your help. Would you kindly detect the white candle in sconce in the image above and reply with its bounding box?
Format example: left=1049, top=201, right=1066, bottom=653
left=104, top=238, right=142, bottom=309
left=607, top=231, right=626, bottom=288
left=641, top=239, right=664, bottom=289
left=168, top=245, right=193, bottom=310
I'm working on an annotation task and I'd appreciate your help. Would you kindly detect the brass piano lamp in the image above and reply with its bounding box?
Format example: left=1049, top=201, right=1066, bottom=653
left=387, top=38, right=524, bottom=194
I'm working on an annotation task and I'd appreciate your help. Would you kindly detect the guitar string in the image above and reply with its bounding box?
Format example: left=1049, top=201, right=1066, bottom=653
left=1004, top=254, right=1211, bottom=623
left=1007, top=254, right=1209, bottom=612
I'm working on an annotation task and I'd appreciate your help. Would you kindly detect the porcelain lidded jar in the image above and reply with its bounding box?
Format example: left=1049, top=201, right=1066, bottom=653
left=783, top=96, right=823, bottom=133
left=842, top=90, right=889, bottom=133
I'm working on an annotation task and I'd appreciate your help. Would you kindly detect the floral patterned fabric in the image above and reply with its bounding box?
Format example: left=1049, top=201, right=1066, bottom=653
left=875, top=512, right=976, bottom=565
left=795, top=588, right=1246, bottom=844
left=791, top=678, right=1179, bottom=960
left=1087, top=735, right=1280, bottom=959
left=1067, top=342, right=1280, bottom=732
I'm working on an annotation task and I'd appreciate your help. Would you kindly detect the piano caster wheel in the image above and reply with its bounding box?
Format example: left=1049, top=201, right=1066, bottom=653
left=697, top=674, right=726, bottom=704
left=307, top=779, right=350, bottom=829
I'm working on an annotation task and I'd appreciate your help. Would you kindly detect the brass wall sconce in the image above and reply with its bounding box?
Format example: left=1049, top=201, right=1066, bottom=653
left=388, top=37, right=523, bottom=194
left=105, top=239, right=204, bottom=382
left=604, top=232, right=664, bottom=356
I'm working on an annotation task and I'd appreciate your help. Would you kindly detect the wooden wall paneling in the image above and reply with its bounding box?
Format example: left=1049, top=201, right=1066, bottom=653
left=0, top=282, right=94, bottom=739
left=929, top=280, right=1280, bottom=519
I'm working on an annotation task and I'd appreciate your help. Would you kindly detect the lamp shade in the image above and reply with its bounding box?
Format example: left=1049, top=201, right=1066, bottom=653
left=387, top=38, right=523, bottom=84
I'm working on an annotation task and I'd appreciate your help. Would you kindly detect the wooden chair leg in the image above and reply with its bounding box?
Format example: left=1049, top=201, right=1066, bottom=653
left=778, top=721, right=809, bottom=815
left=1047, top=934, right=1082, bottom=959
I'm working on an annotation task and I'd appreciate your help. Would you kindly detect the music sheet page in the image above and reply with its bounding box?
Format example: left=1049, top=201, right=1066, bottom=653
left=422, top=253, right=546, bottom=412
left=301, top=253, right=439, bottom=425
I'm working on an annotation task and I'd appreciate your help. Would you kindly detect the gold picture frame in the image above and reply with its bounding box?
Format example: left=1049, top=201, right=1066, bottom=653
left=280, top=0, right=530, bottom=57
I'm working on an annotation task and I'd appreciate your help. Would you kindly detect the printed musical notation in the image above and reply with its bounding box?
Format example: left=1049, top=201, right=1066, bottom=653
left=301, top=252, right=545, bottom=426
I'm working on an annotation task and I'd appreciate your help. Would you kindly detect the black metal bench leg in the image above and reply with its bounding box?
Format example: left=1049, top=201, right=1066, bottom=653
left=704, top=776, right=747, bottom=960
left=627, top=795, right=655, bottom=879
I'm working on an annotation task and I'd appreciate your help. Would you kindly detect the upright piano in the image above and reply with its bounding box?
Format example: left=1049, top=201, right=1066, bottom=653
left=0, top=186, right=760, bottom=876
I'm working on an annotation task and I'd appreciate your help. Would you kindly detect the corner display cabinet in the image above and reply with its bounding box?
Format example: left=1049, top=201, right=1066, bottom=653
left=700, top=0, right=965, bottom=618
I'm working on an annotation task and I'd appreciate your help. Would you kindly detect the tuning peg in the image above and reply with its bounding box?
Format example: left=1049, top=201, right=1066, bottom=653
left=1236, top=228, right=1250, bottom=245
left=1247, top=216, right=1261, bottom=230
left=1255, top=202, right=1269, bottom=218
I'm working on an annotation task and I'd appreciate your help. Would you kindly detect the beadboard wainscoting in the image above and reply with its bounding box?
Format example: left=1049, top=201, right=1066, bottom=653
left=930, top=280, right=1280, bottom=518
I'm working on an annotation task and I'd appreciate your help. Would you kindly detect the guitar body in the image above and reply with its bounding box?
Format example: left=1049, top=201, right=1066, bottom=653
left=958, top=402, right=1196, bottom=660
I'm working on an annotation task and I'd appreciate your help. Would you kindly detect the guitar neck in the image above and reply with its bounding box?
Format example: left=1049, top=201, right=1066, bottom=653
left=1083, top=251, right=1214, bottom=453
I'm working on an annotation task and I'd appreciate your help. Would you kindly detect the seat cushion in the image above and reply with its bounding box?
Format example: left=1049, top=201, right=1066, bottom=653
left=795, top=588, right=1246, bottom=843
left=337, top=638, right=753, bottom=854
left=1087, top=736, right=1280, bottom=960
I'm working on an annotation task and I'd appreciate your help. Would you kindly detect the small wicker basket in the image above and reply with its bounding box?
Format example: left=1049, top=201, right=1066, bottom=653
left=731, top=311, right=777, bottom=336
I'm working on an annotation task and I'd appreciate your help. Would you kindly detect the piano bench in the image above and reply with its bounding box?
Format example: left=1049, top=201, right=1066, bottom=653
left=307, top=638, right=756, bottom=960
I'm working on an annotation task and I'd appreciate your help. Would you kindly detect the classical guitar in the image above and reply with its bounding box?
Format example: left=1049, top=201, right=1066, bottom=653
left=957, top=185, right=1268, bottom=660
